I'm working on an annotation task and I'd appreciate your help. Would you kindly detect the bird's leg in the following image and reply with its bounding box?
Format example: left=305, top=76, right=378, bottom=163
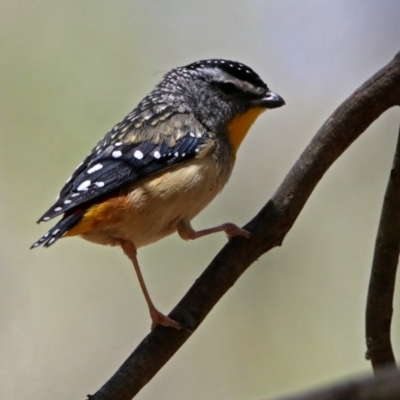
left=177, top=220, right=251, bottom=241
left=120, top=240, right=181, bottom=330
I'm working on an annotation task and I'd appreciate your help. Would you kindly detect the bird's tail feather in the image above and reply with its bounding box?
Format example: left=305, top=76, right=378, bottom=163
left=30, top=211, right=84, bottom=249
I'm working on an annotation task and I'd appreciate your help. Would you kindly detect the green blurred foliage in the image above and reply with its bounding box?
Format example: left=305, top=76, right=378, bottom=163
left=1, top=1, right=400, bottom=399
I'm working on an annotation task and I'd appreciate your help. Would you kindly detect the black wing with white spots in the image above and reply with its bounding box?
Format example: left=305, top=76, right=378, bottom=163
left=37, top=118, right=213, bottom=224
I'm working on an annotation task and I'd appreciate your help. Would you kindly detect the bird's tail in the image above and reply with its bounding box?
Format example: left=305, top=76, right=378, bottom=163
left=30, top=211, right=84, bottom=249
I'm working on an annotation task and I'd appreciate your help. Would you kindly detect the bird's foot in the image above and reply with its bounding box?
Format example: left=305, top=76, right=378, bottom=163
left=224, top=223, right=251, bottom=240
left=150, top=307, right=181, bottom=330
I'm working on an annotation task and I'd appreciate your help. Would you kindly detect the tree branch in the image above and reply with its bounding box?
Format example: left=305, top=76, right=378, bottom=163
left=365, top=121, right=400, bottom=372
left=275, top=367, right=400, bottom=400
left=89, top=51, right=400, bottom=400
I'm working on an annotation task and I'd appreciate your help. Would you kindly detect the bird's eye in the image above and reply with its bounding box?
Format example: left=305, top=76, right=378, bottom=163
left=218, top=82, right=238, bottom=96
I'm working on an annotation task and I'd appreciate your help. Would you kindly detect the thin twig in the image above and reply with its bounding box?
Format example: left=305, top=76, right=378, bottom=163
left=365, top=120, right=400, bottom=372
left=89, top=51, right=400, bottom=400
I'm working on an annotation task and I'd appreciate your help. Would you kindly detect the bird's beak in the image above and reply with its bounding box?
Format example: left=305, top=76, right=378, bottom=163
left=251, top=91, right=285, bottom=109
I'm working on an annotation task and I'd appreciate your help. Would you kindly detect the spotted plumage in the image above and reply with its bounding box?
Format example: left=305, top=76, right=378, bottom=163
left=32, top=59, right=284, bottom=329
left=36, top=126, right=212, bottom=225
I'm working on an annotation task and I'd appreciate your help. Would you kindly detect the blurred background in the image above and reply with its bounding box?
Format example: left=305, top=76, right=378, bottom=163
left=1, top=1, right=400, bottom=399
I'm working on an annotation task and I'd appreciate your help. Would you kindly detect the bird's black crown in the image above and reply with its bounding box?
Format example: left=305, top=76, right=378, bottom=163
left=185, top=59, right=267, bottom=90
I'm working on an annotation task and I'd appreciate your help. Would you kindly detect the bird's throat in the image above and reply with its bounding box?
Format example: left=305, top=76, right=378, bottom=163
left=227, top=107, right=266, bottom=155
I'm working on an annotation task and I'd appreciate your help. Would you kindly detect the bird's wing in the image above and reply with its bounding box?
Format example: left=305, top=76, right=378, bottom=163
left=37, top=112, right=214, bottom=223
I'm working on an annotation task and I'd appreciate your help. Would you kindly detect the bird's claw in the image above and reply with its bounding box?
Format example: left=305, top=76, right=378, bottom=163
left=150, top=308, right=182, bottom=330
left=224, top=224, right=251, bottom=240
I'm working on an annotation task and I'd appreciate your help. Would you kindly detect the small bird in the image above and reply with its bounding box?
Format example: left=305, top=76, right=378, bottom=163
left=31, top=59, right=285, bottom=329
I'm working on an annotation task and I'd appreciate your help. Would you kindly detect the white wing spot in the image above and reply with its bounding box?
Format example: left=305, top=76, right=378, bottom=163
left=43, top=217, right=50, bottom=221
left=189, top=132, right=195, bottom=137
left=134, top=150, right=144, bottom=160
left=182, top=153, right=186, bottom=157
left=54, top=207, right=62, bottom=212
left=153, top=151, right=161, bottom=159
left=71, top=193, right=80, bottom=197
left=95, top=181, right=105, bottom=188
left=52, top=229, right=60, bottom=235
left=174, top=152, right=179, bottom=157
left=77, top=180, right=91, bottom=191
left=112, top=150, right=122, bottom=158
left=64, top=199, right=71, bottom=204
left=114, top=142, right=123, bottom=146
left=87, top=163, right=103, bottom=174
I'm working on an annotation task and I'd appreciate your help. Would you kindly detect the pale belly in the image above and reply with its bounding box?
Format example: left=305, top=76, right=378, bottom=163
left=81, top=156, right=232, bottom=248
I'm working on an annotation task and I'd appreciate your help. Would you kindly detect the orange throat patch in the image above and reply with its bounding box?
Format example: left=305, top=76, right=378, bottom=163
left=227, top=107, right=266, bottom=155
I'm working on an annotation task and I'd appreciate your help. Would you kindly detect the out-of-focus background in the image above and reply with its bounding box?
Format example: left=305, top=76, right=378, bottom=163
left=1, top=1, right=400, bottom=399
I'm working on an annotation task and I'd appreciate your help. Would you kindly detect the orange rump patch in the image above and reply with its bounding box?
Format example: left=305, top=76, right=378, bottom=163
left=64, top=196, right=130, bottom=237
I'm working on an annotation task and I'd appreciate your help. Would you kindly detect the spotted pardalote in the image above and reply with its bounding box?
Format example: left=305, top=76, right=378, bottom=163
left=32, top=59, right=285, bottom=329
